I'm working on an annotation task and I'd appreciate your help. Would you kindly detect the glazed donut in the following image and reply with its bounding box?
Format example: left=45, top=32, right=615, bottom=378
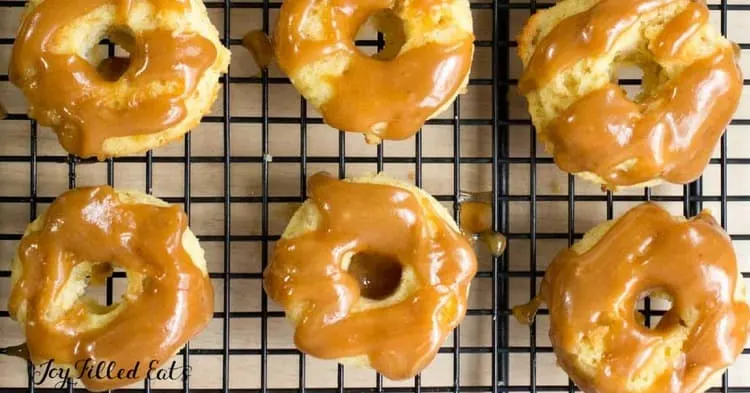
left=263, top=172, right=477, bottom=379
left=274, top=0, right=474, bottom=143
left=8, top=186, right=213, bottom=391
left=9, top=0, right=230, bottom=159
left=513, top=203, right=750, bottom=393
left=517, top=0, right=742, bottom=189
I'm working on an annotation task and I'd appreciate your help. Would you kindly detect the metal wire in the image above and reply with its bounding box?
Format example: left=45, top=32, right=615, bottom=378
left=0, top=0, right=748, bottom=392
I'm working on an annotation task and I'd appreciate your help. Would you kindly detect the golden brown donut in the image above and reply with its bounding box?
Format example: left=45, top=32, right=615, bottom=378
left=513, top=203, right=750, bottom=393
left=517, top=0, right=741, bottom=190
left=9, top=0, right=230, bottom=159
left=8, top=186, right=213, bottom=391
left=263, top=172, right=477, bottom=379
left=274, top=0, right=474, bottom=143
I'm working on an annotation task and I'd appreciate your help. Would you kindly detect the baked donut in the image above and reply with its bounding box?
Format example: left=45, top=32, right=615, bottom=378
left=513, top=203, right=750, bottom=393
left=274, top=0, right=474, bottom=143
left=263, top=172, right=477, bottom=379
left=517, top=0, right=742, bottom=189
left=8, top=186, right=213, bottom=391
left=9, top=0, right=231, bottom=159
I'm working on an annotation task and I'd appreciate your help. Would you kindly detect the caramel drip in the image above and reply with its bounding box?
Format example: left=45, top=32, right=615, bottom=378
left=7, top=187, right=214, bottom=391
left=458, top=199, right=507, bottom=257
left=651, top=2, right=709, bottom=59
left=9, top=0, right=217, bottom=158
left=242, top=30, right=274, bottom=69
left=546, top=49, right=740, bottom=186
left=264, top=173, right=477, bottom=379
left=511, top=295, right=542, bottom=325
left=517, top=203, right=750, bottom=393
left=519, top=0, right=676, bottom=93
left=274, top=0, right=474, bottom=140
left=460, top=201, right=493, bottom=234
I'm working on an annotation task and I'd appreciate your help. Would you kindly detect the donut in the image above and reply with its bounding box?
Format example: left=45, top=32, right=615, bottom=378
left=263, top=172, right=477, bottom=379
left=9, top=0, right=231, bottom=159
left=513, top=203, right=750, bottom=393
left=517, top=0, right=742, bottom=189
left=274, top=0, right=474, bottom=143
left=7, top=186, right=213, bottom=391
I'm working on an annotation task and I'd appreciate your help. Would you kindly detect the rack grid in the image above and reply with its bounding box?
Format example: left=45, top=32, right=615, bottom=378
left=0, top=0, right=749, bottom=391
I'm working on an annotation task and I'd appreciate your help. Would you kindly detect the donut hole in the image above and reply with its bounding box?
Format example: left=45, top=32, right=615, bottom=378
left=347, top=252, right=403, bottom=300
left=356, top=9, right=407, bottom=61
left=611, top=55, right=664, bottom=102
left=634, top=289, right=675, bottom=329
left=94, top=26, right=137, bottom=82
left=80, top=262, right=116, bottom=312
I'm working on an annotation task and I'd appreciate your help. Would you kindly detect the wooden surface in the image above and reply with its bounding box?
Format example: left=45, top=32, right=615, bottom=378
left=1, top=0, right=750, bottom=390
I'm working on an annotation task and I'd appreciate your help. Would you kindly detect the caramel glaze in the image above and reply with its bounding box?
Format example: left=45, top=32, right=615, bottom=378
left=274, top=0, right=474, bottom=141
left=519, top=0, right=741, bottom=187
left=519, top=0, right=675, bottom=93
left=9, top=0, right=217, bottom=159
left=651, top=2, right=708, bottom=59
left=264, top=173, right=477, bottom=380
left=547, top=49, right=740, bottom=186
left=7, top=186, right=214, bottom=391
left=514, top=203, right=750, bottom=393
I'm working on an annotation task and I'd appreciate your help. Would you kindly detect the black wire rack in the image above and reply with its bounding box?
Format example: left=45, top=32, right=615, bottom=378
left=1, top=0, right=750, bottom=391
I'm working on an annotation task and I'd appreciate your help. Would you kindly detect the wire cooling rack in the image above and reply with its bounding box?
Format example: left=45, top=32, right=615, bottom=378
left=1, top=0, right=750, bottom=391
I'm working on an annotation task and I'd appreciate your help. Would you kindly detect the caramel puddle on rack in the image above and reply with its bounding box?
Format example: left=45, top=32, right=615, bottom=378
left=243, top=30, right=274, bottom=70
left=458, top=196, right=507, bottom=257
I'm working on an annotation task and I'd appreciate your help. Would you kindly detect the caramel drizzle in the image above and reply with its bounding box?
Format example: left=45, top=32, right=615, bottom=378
left=519, top=0, right=676, bottom=93
left=9, top=0, right=217, bottom=158
left=547, top=50, right=740, bottom=186
left=519, top=0, right=741, bottom=187
left=515, top=203, right=749, bottom=393
left=274, top=0, right=474, bottom=141
left=264, top=173, right=477, bottom=379
left=7, top=187, right=214, bottom=391
left=651, top=2, right=708, bottom=59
